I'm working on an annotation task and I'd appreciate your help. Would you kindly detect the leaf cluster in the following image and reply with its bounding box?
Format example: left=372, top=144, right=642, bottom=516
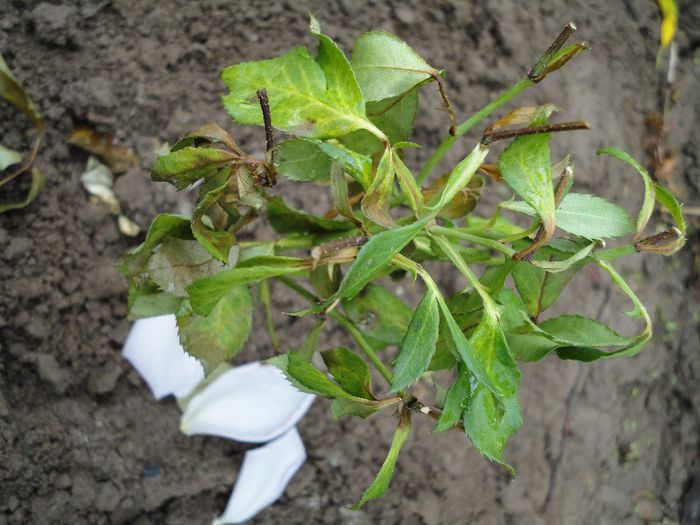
left=120, top=18, right=686, bottom=507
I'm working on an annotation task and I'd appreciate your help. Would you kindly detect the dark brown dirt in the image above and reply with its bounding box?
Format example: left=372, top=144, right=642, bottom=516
left=1, top=1, right=699, bottom=524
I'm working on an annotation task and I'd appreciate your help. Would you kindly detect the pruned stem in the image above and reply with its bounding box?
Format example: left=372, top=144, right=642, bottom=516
left=528, top=23, right=578, bottom=82
left=481, top=120, right=590, bottom=145
left=407, top=398, right=466, bottom=432
left=256, top=89, right=274, bottom=158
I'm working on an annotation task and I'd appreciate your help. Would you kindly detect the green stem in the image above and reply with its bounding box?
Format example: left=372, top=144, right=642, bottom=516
left=417, top=78, right=533, bottom=185
left=595, top=244, right=637, bottom=260
left=259, top=279, right=280, bottom=352
left=276, top=275, right=393, bottom=384
left=430, top=225, right=516, bottom=257
left=595, top=259, right=652, bottom=353
left=501, top=221, right=540, bottom=243
left=332, top=313, right=393, bottom=384
left=432, top=235, right=497, bottom=316
left=239, top=235, right=314, bottom=251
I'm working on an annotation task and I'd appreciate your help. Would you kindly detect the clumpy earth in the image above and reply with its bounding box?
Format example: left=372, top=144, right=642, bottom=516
left=1, top=0, right=699, bottom=524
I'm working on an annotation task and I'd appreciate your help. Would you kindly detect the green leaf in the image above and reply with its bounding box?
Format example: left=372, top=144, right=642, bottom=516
left=428, top=338, right=457, bottom=371
left=449, top=260, right=516, bottom=324
left=318, top=141, right=373, bottom=189
left=393, top=151, right=423, bottom=215
left=268, top=352, right=355, bottom=399
left=437, top=292, right=519, bottom=400
left=352, top=31, right=437, bottom=101
left=0, top=144, right=22, bottom=171
left=434, top=363, right=470, bottom=432
left=502, top=193, right=635, bottom=239
left=539, top=315, right=629, bottom=348
left=127, top=285, right=182, bottom=320
left=176, top=287, right=253, bottom=373
left=188, top=256, right=308, bottom=315
left=342, top=284, right=412, bottom=346
left=0, top=166, right=44, bottom=213
left=120, top=214, right=192, bottom=278
left=152, top=147, right=236, bottom=189
left=146, top=238, right=223, bottom=296
left=330, top=165, right=361, bottom=226
left=390, top=286, right=439, bottom=393
left=343, top=88, right=420, bottom=155
left=426, top=144, right=489, bottom=215
left=352, top=407, right=412, bottom=509
left=321, top=347, right=373, bottom=399
left=274, top=138, right=372, bottom=188
left=597, top=147, right=655, bottom=236
left=467, top=311, right=520, bottom=398
left=654, top=182, right=686, bottom=234
left=330, top=397, right=383, bottom=419
left=222, top=47, right=382, bottom=140
left=274, top=138, right=332, bottom=182
left=497, top=132, right=556, bottom=235
left=511, top=261, right=545, bottom=318
left=497, top=288, right=538, bottom=332
left=506, top=332, right=558, bottom=362
left=333, top=217, right=429, bottom=302
left=361, top=146, right=396, bottom=228
left=0, top=53, right=44, bottom=129
left=462, top=382, right=522, bottom=470
left=266, top=195, right=354, bottom=234
left=368, top=88, right=419, bottom=144
left=310, top=16, right=365, bottom=114
left=553, top=259, right=652, bottom=362
left=512, top=256, right=580, bottom=318
left=191, top=175, right=236, bottom=263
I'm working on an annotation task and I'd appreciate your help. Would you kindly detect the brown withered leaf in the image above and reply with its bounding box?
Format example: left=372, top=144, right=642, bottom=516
left=478, top=164, right=502, bottom=183
left=0, top=54, right=44, bottom=130
left=635, top=227, right=684, bottom=256
left=67, top=126, right=138, bottom=173
left=422, top=173, right=483, bottom=219
left=0, top=53, right=45, bottom=212
left=483, top=104, right=559, bottom=137
left=80, top=156, right=140, bottom=237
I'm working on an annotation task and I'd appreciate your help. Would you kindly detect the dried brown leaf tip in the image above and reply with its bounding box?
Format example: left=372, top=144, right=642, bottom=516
left=478, top=163, right=502, bottom=183
left=527, top=23, right=589, bottom=83
left=635, top=227, right=685, bottom=256
left=67, top=126, right=138, bottom=173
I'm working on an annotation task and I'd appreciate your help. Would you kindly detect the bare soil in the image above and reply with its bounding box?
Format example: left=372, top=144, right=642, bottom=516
left=1, top=1, right=699, bottom=524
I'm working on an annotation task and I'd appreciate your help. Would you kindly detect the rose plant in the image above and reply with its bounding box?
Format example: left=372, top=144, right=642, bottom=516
left=120, top=16, right=686, bottom=516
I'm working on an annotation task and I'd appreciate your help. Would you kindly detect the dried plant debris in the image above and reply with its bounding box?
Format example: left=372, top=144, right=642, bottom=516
left=0, top=53, right=45, bottom=213
left=80, top=156, right=140, bottom=236
left=68, top=126, right=138, bottom=173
